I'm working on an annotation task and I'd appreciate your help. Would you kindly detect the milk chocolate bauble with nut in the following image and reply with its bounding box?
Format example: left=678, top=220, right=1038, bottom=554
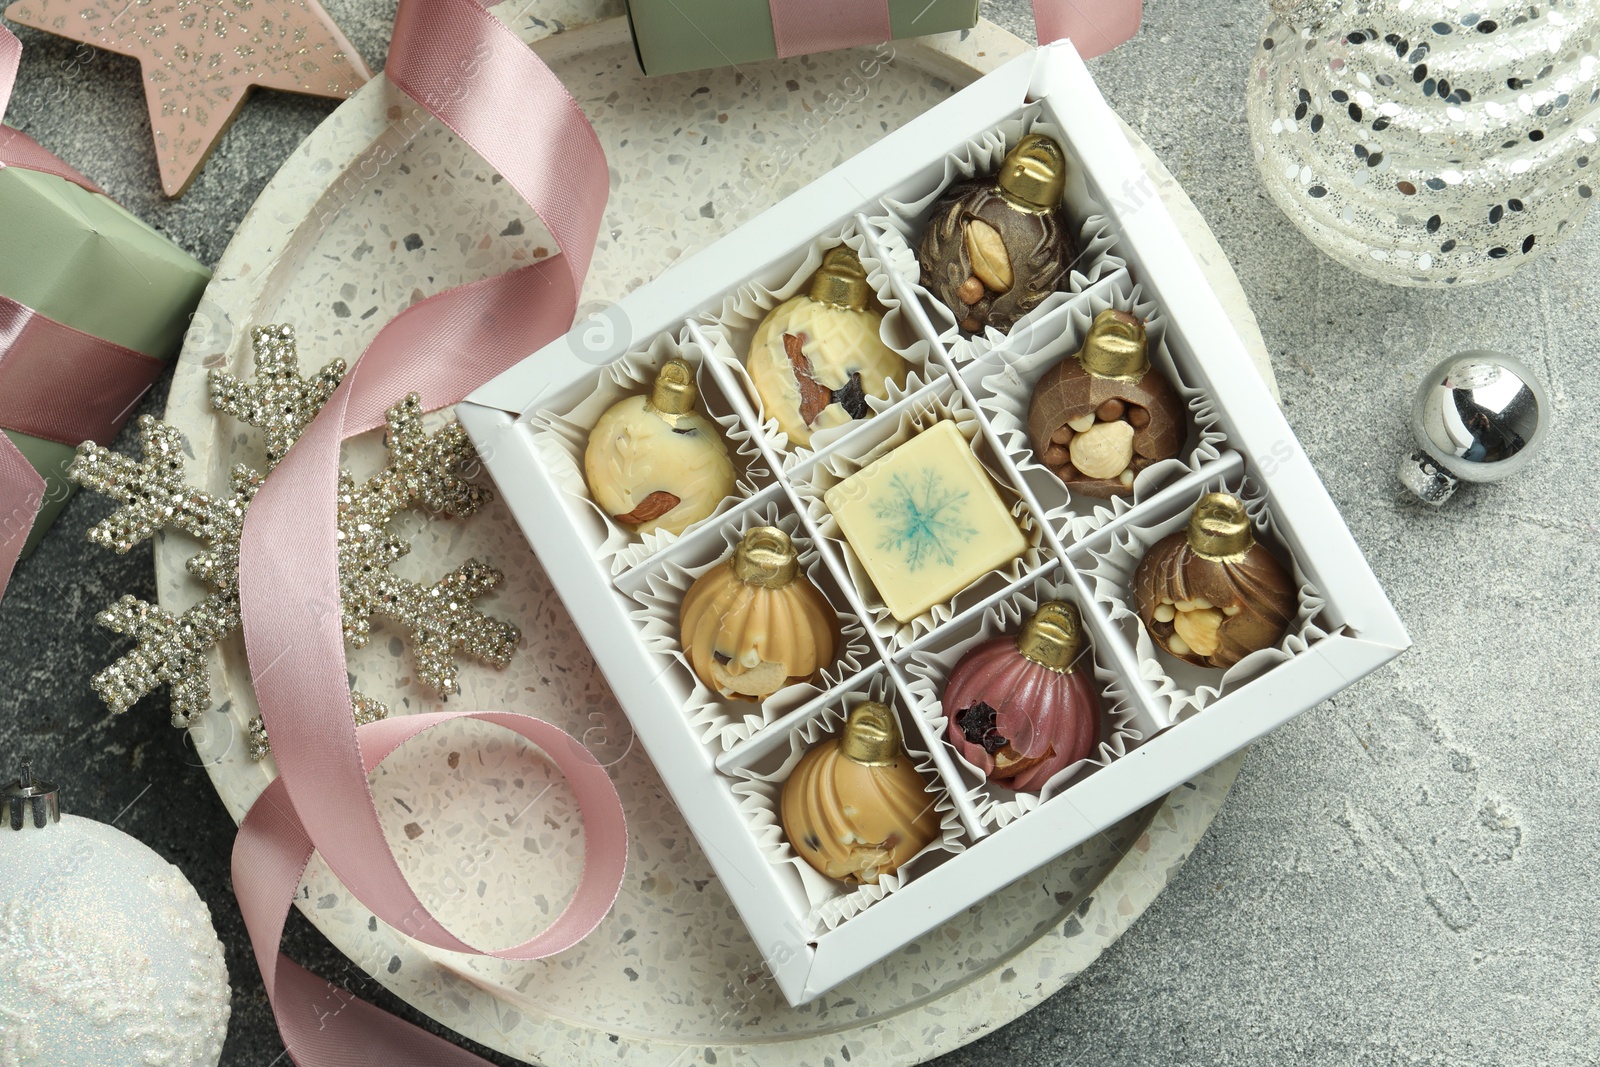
left=917, top=133, right=1076, bottom=336
left=780, top=701, right=940, bottom=885
left=679, top=526, right=838, bottom=701
left=1133, top=493, right=1297, bottom=670
left=942, top=601, right=1103, bottom=793
left=584, top=357, right=736, bottom=536
left=1026, top=309, right=1186, bottom=498
left=747, top=246, right=911, bottom=449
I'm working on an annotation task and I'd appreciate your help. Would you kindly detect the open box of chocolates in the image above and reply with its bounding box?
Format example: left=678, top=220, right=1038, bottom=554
left=458, top=42, right=1409, bottom=1005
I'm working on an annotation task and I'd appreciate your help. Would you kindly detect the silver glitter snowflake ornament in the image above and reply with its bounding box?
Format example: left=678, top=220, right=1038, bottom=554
left=69, top=324, right=520, bottom=757
left=209, top=323, right=346, bottom=466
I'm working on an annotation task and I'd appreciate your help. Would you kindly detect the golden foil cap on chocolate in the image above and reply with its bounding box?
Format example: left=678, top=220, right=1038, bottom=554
left=839, top=701, right=901, bottom=766
left=645, top=357, right=699, bottom=421
left=1186, top=492, right=1256, bottom=561
left=731, top=526, right=800, bottom=589
left=1016, top=600, right=1084, bottom=673
left=808, top=246, right=872, bottom=311
left=997, top=133, right=1068, bottom=212
left=1077, top=309, right=1150, bottom=382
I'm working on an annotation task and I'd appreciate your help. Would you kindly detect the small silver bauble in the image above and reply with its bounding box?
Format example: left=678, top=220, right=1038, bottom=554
left=1399, top=351, right=1548, bottom=504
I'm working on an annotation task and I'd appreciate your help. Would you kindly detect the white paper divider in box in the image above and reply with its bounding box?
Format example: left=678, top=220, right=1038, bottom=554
left=681, top=320, right=989, bottom=840
left=858, top=220, right=1173, bottom=737
left=524, top=328, right=770, bottom=576
left=460, top=42, right=1409, bottom=1008
left=726, top=674, right=968, bottom=934
left=694, top=224, right=943, bottom=468
left=901, top=573, right=1142, bottom=829
left=1081, top=473, right=1333, bottom=723
left=793, top=381, right=1048, bottom=650
left=966, top=277, right=1230, bottom=545
left=867, top=104, right=1126, bottom=361
left=1060, top=450, right=1246, bottom=565
left=625, top=500, right=874, bottom=751
left=712, top=659, right=889, bottom=775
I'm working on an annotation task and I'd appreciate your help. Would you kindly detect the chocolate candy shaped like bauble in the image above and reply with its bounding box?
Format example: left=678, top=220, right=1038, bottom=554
left=781, top=701, right=940, bottom=884
left=943, top=601, right=1103, bottom=793
left=746, top=246, right=911, bottom=449
left=0, top=766, right=230, bottom=1067
left=584, top=357, right=736, bottom=536
left=917, top=133, right=1076, bottom=335
left=1025, top=309, right=1186, bottom=498
left=1133, top=493, right=1297, bottom=670
left=1246, top=0, right=1600, bottom=287
left=679, top=526, right=838, bottom=701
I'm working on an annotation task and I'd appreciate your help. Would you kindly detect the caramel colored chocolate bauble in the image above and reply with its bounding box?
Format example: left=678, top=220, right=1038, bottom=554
left=917, top=134, right=1076, bottom=336
left=679, top=527, right=837, bottom=701
left=584, top=358, right=736, bottom=536
left=1026, top=309, right=1186, bottom=498
left=942, top=601, right=1102, bottom=793
left=747, top=247, right=910, bottom=449
left=781, top=702, right=940, bottom=885
left=1133, top=493, right=1297, bottom=670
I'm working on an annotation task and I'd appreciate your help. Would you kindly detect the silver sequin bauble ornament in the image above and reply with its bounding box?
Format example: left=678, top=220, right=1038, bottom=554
left=0, top=767, right=231, bottom=1067
left=1247, top=0, right=1599, bottom=286
left=1398, top=350, right=1549, bottom=503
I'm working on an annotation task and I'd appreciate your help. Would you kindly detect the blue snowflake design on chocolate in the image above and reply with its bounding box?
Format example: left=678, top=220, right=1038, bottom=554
left=873, top=467, right=977, bottom=571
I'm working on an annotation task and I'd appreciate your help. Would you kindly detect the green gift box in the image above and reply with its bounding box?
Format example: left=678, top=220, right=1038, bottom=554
left=0, top=164, right=211, bottom=556
left=625, top=0, right=980, bottom=76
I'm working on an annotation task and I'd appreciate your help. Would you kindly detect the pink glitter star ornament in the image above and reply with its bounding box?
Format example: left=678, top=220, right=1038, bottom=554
left=4, top=0, right=372, bottom=196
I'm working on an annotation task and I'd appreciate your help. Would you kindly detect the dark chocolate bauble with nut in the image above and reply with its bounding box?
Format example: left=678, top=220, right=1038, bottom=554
left=917, top=133, right=1075, bottom=336
left=1132, top=493, right=1297, bottom=670
left=1026, top=309, right=1187, bottom=498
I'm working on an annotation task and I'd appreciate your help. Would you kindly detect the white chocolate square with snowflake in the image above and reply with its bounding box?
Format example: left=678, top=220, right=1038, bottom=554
left=823, top=420, right=1026, bottom=623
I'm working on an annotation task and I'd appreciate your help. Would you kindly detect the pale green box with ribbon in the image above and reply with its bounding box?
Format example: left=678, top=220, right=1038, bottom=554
left=0, top=165, right=211, bottom=555
left=625, top=0, right=979, bottom=76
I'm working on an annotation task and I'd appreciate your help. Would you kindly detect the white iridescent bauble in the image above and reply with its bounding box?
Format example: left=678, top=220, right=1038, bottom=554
left=0, top=774, right=230, bottom=1067
left=1247, top=0, right=1599, bottom=286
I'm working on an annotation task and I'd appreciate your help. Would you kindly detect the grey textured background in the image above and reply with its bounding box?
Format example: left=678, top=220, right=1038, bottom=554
left=3, top=0, right=1597, bottom=1064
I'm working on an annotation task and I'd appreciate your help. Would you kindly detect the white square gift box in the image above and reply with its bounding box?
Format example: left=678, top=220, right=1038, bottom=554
left=458, top=41, right=1409, bottom=1006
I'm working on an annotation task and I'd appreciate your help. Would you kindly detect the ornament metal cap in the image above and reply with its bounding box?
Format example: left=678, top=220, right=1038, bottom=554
left=1186, top=493, right=1255, bottom=561
left=4, top=762, right=60, bottom=831
left=1076, top=309, right=1150, bottom=382
left=809, top=246, right=872, bottom=311
left=997, top=133, right=1068, bottom=212
left=840, top=701, right=902, bottom=766
left=1017, top=601, right=1084, bottom=673
left=645, top=357, right=699, bottom=420
left=732, top=526, right=800, bottom=589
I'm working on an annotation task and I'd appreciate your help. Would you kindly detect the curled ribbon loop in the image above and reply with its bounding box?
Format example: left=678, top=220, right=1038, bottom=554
left=233, top=0, right=625, bottom=1060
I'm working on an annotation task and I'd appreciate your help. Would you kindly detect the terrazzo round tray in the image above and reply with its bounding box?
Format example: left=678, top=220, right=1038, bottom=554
left=165, top=5, right=1268, bottom=1063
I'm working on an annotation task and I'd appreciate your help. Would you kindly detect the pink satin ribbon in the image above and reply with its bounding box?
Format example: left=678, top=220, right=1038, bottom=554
left=769, top=0, right=891, bottom=58
left=232, top=0, right=626, bottom=1062
left=0, top=27, right=103, bottom=194
left=0, top=24, right=114, bottom=599
left=1033, top=0, right=1143, bottom=58
left=0, top=295, right=165, bottom=447
left=766, top=0, right=1141, bottom=60
left=0, top=432, right=42, bottom=600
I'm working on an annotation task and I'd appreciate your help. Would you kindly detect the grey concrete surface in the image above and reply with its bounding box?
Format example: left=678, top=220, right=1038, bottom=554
left=2, top=1, right=1596, bottom=1064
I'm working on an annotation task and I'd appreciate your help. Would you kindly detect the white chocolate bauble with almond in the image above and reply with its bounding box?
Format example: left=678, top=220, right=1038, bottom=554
left=584, top=359, right=736, bottom=537
left=747, top=247, right=910, bottom=449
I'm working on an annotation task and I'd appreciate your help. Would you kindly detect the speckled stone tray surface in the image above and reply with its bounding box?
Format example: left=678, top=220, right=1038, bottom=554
left=163, top=6, right=1263, bottom=1063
